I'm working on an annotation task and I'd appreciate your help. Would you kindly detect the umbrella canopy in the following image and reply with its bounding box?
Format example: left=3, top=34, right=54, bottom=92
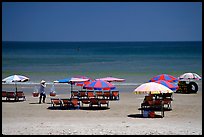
left=178, top=72, right=202, bottom=81
left=2, top=74, right=29, bottom=92
left=96, top=76, right=125, bottom=82
left=84, top=80, right=116, bottom=90
left=54, top=77, right=89, bottom=83
left=76, top=79, right=95, bottom=87
left=2, top=75, right=29, bottom=83
left=154, top=80, right=178, bottom=91
left=149, top=74, right=178, bottom=82
left=133, top=82, right=174, bottom=94
left=54, top=77, right=89, bottom=91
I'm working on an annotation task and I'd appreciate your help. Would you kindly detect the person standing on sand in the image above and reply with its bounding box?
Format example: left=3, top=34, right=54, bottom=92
left=39, top=80, right=46, bottom=104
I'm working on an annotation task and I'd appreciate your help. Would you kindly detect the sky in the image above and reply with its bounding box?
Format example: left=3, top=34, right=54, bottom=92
left=2, top=2, right=202, bottom=42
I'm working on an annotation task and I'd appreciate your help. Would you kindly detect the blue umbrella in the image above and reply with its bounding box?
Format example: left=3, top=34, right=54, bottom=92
left=54, top=77, right=89, bottom=91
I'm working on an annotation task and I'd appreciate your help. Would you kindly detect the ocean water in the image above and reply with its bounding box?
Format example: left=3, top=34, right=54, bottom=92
left=2, top=41, right=202, bottom=86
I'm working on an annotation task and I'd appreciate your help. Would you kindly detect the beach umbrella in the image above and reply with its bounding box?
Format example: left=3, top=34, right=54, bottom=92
left=54, top=77, right=89, bottom=91
left=73, top=76, right=94, bottom=87
left=84, top=80, right=116, bottom=90
left=149, top=74, right=178, bottom=82
left=154, top=80, right=178, bottom=91
left=133, top=82, right=174, bottom=94
left=2, top=74, right=29, bottom=92
left=178, top=72, right=202, bottom=81
left=76, top=79, right=95, bottom=87
left=96, top=76, right=125, bottom=82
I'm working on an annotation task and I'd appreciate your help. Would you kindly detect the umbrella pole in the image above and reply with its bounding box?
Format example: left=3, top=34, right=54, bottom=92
left=15, top=82, right=17, bottom=92
left=71, top=82, right=73, bottom=92
left=15, top=82, right=17, bottom=101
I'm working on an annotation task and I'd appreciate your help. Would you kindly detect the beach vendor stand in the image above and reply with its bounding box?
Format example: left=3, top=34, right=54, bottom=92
left=32, top=86, right=39, bottom=97
left=50, top=84, right=56, bottom=96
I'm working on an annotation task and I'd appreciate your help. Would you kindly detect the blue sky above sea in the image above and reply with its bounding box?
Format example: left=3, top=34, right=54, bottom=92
left=2, top=2, right=202, bottom=42
left=2, top=2, right=202, bottom=87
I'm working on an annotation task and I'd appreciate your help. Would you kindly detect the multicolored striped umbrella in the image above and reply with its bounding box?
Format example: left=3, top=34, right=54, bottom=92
left=149, top=74, right=178, bottom=82
left=178, top=72, right=201, bottom=81
left=133, top=82, right=174, bottom=94
left=84, top=80, right=116, bottom=90
left=76, top=79, right=95, bottom=87
left=154, top=80, right=178, bottom=90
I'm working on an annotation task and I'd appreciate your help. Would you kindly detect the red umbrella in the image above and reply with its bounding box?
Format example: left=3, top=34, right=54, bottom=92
left=149, top=74, right=178, bottom=82
left=76, top=79, right=95, bottom=87
left=84, top=80, right=115, bottom=90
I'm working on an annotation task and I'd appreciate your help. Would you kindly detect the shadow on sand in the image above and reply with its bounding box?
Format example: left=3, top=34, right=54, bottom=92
left=46, top=106, right=110, bottom=111
left=2, top=100, right=25, bottom=103
left=29, top=102, right=51, bottom=104
left=127, top=113, right=163, bottom=118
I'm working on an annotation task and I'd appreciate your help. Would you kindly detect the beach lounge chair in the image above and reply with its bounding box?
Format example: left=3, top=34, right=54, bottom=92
left=81, top=99, right=91, bottom=107
left=6, top=91, right=16, bottom=100
left=141, top=95, right=154, bottom=107
left=111, top=90, right=119, bottom=100
left=162, top=93, right=173, bottom=109
left=89, top=98, right=100, bottom=107
left=103, top=91, right=111, bottom=99
left=95, top=91, right=103, bottom=99
left=78, top=91, right=87, bottom=99
left=70, top=98, right=80, bottom=109
left=99, top=99, right=109, bottom=107
left=71, top=90, right=79, bottom=98
left=61, top=98, right=71, bottom=108
left=87, top=91, right=95, bottom=99
left=2, top=91, right=7, bottom=100
left=16, top=91, right=26, bottom=101
left=51, top=98, right=62, bottom=108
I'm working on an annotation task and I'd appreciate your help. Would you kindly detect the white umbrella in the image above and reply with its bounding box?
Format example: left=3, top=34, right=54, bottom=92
left=2, top=74, right=29, bottom=92
left=178, top=72, right=202, bottom=81
left=96, top=76, right=125, bottom=82
left=133, top=82, right=174, bottom=94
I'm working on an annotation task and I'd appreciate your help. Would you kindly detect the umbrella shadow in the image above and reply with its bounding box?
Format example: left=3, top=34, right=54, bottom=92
left=47, top=106, right=72, bottom=110
left=127, top=113, right=163, bottom=118
left=174, top=91, right=197, bottom=94
left=80, top=106, right=110, bottom=111
left=2, top=100, right=25, bottom=103
left=29, top=102, right=51, bottom=104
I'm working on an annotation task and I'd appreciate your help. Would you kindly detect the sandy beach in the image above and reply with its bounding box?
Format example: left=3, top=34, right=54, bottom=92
left=2, top=84, right=202, bottom=135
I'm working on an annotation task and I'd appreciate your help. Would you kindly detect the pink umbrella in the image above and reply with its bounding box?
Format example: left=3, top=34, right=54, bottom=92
left=96, top=76, right=125, bottom=82
left=84, top=80, right=115, bottom=90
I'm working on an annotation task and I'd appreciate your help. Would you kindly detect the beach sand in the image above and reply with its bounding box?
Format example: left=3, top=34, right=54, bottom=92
left=2, top=84, right=202, bottom=135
